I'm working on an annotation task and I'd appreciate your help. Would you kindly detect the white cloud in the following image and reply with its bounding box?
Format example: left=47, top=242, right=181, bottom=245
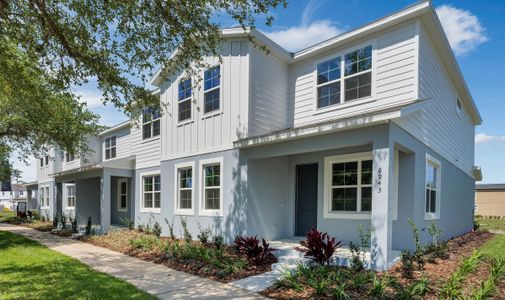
left=265, top=20, right=345, bottom=52
left=436, top=5, right=488, bottom=56
left=76, top=90, right=105, bottom=108
left=475, top=133, right=505, bottom=144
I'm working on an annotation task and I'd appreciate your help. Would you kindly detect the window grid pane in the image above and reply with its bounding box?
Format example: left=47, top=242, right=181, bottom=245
left=204, top=88, right=220, bottom=113
left=178, top=99, right=191, bottom=121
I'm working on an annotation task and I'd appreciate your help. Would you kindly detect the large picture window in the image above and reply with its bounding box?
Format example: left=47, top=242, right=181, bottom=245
left=105, top=136, right=116, bottom=160
left=204, top=66, right=220, bottom=114
left=142, top=108, right=161, bottom=139
left=425, top=155, right=441, bottom=219
left=178, top=78, right=192, bottom=122
left=316, top=45, right=372, bottom=109
left=324, top=153, right=373, bottom=218
left=66, top=185, right=76, bottom=209
left=142, top=174, right=160, bottom=210
left=175, top=162, right=194, bottom=215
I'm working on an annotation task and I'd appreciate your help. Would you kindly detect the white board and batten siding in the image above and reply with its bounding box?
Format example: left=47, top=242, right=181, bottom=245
left=394, top=25, right=475, bottom=176
left=101, top=126, right=132, bottom=161
left=160, top=40, right=250, bottom=160
left=248, top=46, right=290, bottom=136
left=289, top=22, right=419, bottom=127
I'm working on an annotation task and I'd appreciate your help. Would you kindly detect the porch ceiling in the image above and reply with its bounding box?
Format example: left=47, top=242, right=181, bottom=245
left=235, top=99, right=432, bottom=149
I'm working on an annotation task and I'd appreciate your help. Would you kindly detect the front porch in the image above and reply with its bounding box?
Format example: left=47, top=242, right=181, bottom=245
left=238, top=123, right=422, bottom=271
left=52, top=163, right=135, bottom=233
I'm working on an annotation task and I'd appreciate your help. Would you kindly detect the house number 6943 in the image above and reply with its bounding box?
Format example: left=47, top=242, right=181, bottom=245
left=377, top=167, right=382, bottom=193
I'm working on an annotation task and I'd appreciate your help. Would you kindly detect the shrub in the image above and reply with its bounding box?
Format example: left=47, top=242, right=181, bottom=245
left=129, top=236, right=160, bottom=251
left=85, top=216, right=92, bottom=235
left=425, top=222, right=449, bottom=261
left=197, top=223, right=212, bottom=244
left=296, top=228, right=341, bottom=266
left=213, top=234, right=224, bottom=249
left=164, top=218, right=176, bottom=239
left=407, top=219, right=425, bottom=270
left=71, top=218, right=77, bottom=233
left=349, top=224, right=373, bottom=272
left=234, top=235, right=277, bottom=263
left=53, top=216, right=59, bottom=228
left=395, top=277, right=429, bottom=299
left=180, top=217, right=192, bottom=243
left=400, top=250, right=415, bottom=279
left=120, top=217, right=134, bottom=230
left=370, top=274, right=393, bottom=298
left=152, top=219, right=162, bottom=237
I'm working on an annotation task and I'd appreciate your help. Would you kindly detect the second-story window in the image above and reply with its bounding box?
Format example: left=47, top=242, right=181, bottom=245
left=344, top=45, right=372, bottom=102
left=178, top=78, right=192, bottom=122
left=316, top=45, right=372, bottom=108
left=204, top=66, right=220, bottom=114
left=105, top=136, right=116, bottom=160
left=40, top=158, right=43, bottom=167
left=45, top=155, right=49, bottom=165
left=317, top=57, right=341, bottom=109
left=142, top=108, right=161, bottom=139
left=65, top=152, right=75, bottom=162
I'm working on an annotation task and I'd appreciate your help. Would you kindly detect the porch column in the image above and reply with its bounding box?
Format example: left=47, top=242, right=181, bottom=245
left=371, top=145, right=395, bottom=271
left=55, top=182, right=63, bottom=219
left=100, top=170, right=111, bottom=233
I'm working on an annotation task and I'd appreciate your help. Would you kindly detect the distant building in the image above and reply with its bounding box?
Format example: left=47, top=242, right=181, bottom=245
left=0, top=183, right=28, bottom=211
left=475, top=184, right=505, bottom=218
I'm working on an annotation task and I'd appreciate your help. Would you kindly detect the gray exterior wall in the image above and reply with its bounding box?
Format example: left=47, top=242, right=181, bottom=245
left=75, top=177, right=101, bottom=226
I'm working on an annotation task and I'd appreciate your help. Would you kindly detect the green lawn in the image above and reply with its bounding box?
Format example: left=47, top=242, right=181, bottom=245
left=480, top=234, right=505, bottom=259
left=0, top=211, right=15, bottom=222
left=477, top=218, right=505, bottom=231
left=0, top=231, right=156, bottom=300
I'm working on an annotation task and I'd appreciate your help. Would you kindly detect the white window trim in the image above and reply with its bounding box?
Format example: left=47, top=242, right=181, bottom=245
left=174, top=161, right=195, bottom=216
left=64, top=184, right=76, bottom=210
left=323, top=152, right=373, bottom=219
left=202, top=64, right=223, bottom=117
left=105, top=136, right=117, bottom=160
left=40, top=186, right=50, bottom=209
left=139, top=170, right=161, bottom=213
left=312, top=40, right=377, bottom=114
left=142, top=109, right=161, bottom=140
left=117, top=178, right=128, bottom=212
left=425, top=154, right=441, bottom=220
left=199, top=157, right=224, bottom=217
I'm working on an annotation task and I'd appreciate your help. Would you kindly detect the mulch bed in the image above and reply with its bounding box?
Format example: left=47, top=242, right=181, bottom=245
left=262, top=230, right=499, bottom=300
left=82, top=230, right=276, bottom=283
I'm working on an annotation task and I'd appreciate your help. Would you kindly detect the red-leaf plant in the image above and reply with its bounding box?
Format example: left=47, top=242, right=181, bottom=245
left=296, top=228, right=342, bottom=266
left=234, top=235, right=277, bottom=264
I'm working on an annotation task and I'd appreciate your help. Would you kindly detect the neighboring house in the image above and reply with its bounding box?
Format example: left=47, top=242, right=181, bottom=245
left=475, top=184, right=505, bottom=218
left=0, top=183, right=28, bottom=211
left=34, top=1, right=481, bottom=270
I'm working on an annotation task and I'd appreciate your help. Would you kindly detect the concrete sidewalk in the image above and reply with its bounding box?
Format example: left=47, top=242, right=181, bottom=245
left=0, top=224, right=265, bottom=299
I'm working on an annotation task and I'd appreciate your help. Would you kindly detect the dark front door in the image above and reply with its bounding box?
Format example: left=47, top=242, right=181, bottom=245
left=296, top=163, right=318, bottom=236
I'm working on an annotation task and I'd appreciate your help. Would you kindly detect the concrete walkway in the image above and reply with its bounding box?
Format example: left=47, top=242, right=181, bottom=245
left=0, top=224, right=265, bottom=299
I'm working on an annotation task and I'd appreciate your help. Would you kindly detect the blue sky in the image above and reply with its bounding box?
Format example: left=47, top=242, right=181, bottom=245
left=14, top=0, right=505, bottom=184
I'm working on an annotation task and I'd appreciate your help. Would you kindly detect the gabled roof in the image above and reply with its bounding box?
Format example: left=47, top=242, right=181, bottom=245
left=149, top=0, right=481, bottom=125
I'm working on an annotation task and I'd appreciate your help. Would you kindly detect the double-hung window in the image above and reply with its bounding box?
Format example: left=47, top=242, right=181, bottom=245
left=66, top=185, right=76, bottom=209
left=316, top=57, right=341, bottom=108
left=200, top=158, right=222, bottom=215
left=40, top=158, right=43, bottom=167
left=324, top=153, right=373, bottom=218
left=175, top=162, right=194, bottom=215
left=45, top=155, right=49, bottom=165
left=344, top=45, right=372, bottom=101
left=316, top=45, right=372, bottom=109
left=204, top=66, right=220, bottom=114
left=65, top=152, right=75, bottom=162
left=178, top=78, right=192, bottom=122
left=142, top=174, right=160, bottom=211
left=105, top=136, right=116, bottom=160
left=142, top=108, right=161, bottom=139
left=425, top=155, right=441, bottom=219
